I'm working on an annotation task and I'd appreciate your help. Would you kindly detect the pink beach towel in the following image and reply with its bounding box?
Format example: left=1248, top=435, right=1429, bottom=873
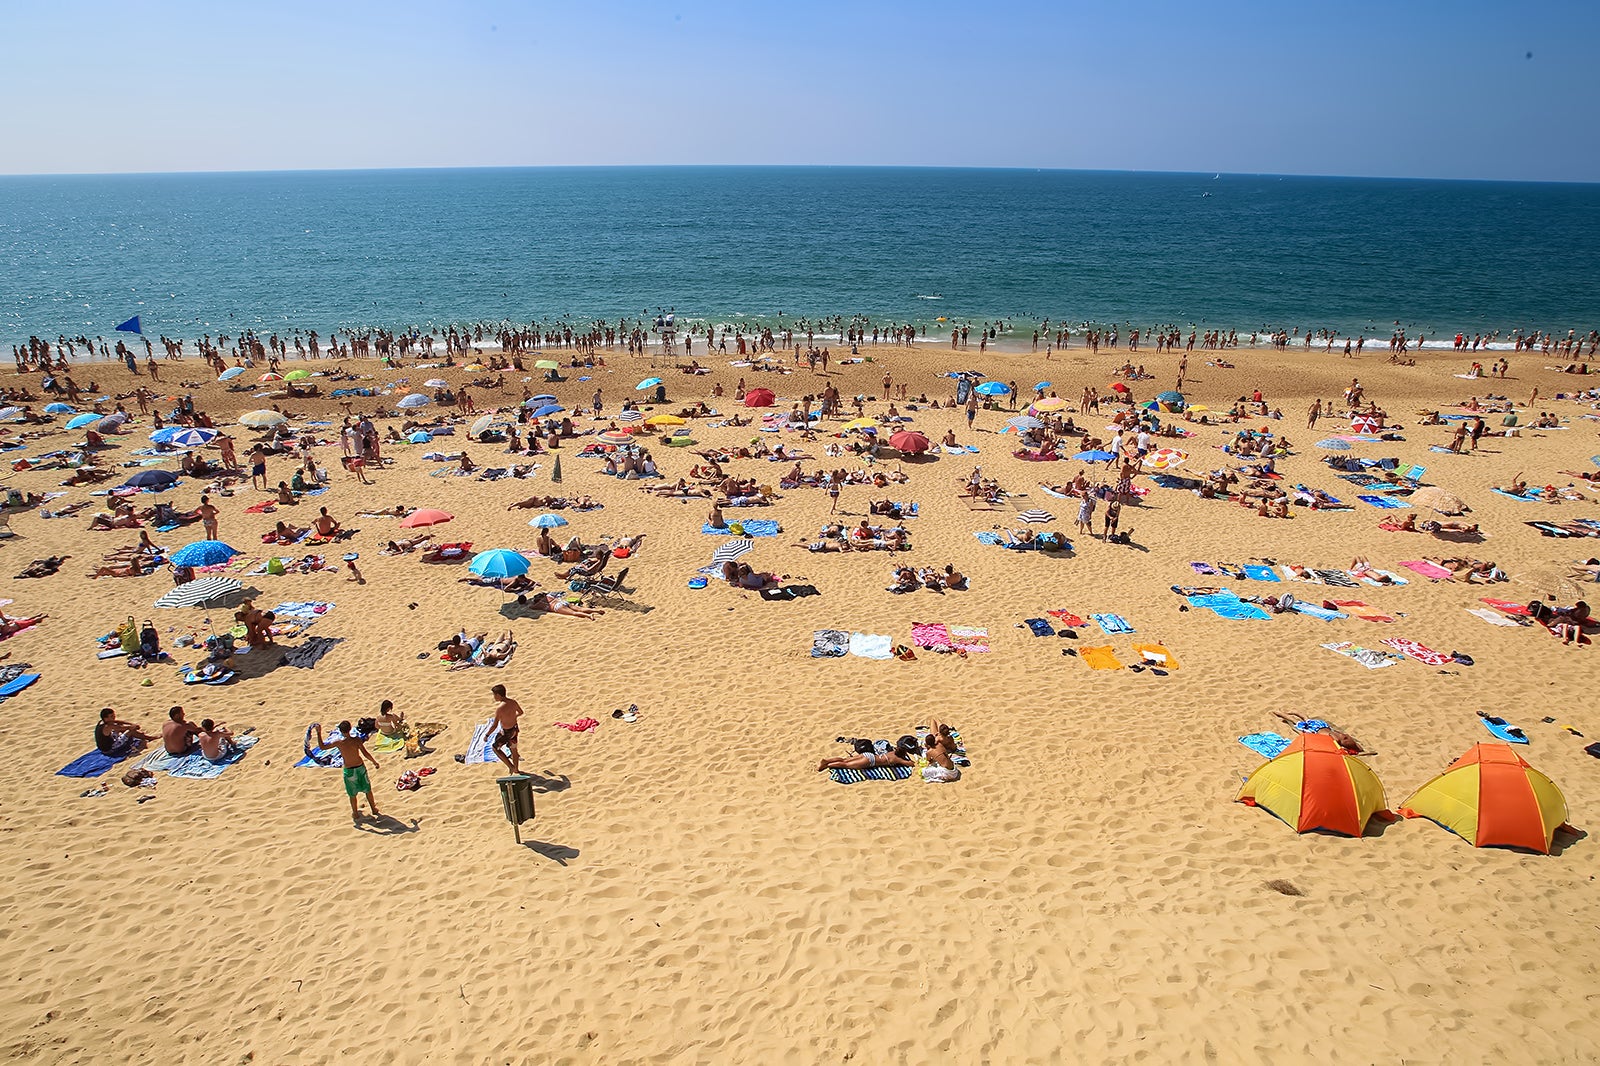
left=553, top=717, right=599, bottom=733
left=911, top=622, right=952, bottom=649
left=949, top=626, right=991, bottom=653
left=1379, top=637, right=1453, bottom=666
left=1400, top=560, right=1453, bottom=581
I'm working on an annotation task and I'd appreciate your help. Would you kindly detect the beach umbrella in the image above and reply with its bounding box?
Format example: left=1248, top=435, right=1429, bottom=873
left=1016, top=509, right=1054, bottom=524
left=711, top=538, right=754, bottom=565
left=532, top=404, right=565, bottom=417
left=424, top=378, right=449, bottom=388
left=240, top=410, right=288, bottom=428
left=0, top=407, right=20, bottom=420
left=1143, top=448, right=1189, bottom=471
left=259, top=372, right=283, bottom=383
left=396, top=393, right=431, bottom=409
left=974, top=381, right=1010, bottom=396
left=645, top=414, right=685, bottom=426
left=616, top=410, right=644, bottom=423
left=1156, top=390, right=1186, bottom=405
left=597, top=431, right=633, bottom=446
left=1108, top=382, right=1130, bottom=394
left=44, top=402, right=75, bottom=414
left=469, top=548, right=531, bottom=580
left=463, top=363, right=486, bottom=372
left=636, top=377, right=663, bottom=391
left=1410, top=486, right=1468, bottom=515
left=1236, top=732, right=1387, bottom=837
left=408, top=431, right=433, bottom=444
left=65, top=413, right=98, bottom=430
left=1033, top=381, right=1052, bottom=390
left=1316, top=438, right=1351, bottom=450
left=1351, top=415, right=1381, bottom=435
left=1072, top=449, right=1116, bottom=462
left=551, top=454, right=561, bottom=483
left=1033, top=397, right=1068, bottom=412
left=887, top=430, right=929, bottom=455
left=743, top=388, right=775, bottom=408
left=122, top=469, right=179, bottom=489
left=840, top=418, right=877, bottom=431
left=1007, top=416, right=1044, bottom=431
left=469, top=415, right=496, bottom=437
left=217, top=367, right=245, bottom=382
left=164, top=427, right=219, bottom=448
left=528, top=394, right=557, bottom=402
left=169, top=539, right=241, bottom=568
left=93, top=415, right=127, bottom=434
left=534, top=360, right=560, bottom=370
left=283, top=369, right=312, bottom=381
left=1400, top=743, right=1569, bottom=854
left=529, top=513, right=568, bottom=528
left=154, top=575, right=244, bottom=609
left=400, top=508, right=453, bottom=528
left=1186, top=404, right=1209, bottom=413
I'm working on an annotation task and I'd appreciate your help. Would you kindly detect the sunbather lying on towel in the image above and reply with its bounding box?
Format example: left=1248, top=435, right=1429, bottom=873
left=380, top=535, right=434, bottom=555
left=514, top=592, right=605, bottom=619
left=816, top=736, right=920, bottom=773
left=15, top=555, right=69, bottom=578
left=1272, top=712, right=1375, bottom=756
left=0, top=612, right=45, bottom=638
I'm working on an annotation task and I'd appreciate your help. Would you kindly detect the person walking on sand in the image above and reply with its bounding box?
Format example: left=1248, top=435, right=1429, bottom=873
left=1307, top=399, right=1321, bottom=429
left=314, top=720, right=380, bottom=820
left=489, top=683, right=526, bottom=775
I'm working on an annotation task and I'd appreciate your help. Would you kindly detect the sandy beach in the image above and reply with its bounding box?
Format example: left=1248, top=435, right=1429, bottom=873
left=1, top=339, right=1597, bottom=1064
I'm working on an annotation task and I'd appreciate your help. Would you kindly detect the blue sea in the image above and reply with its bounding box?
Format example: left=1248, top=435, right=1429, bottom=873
left=2, top=167, right=1597, bottom=347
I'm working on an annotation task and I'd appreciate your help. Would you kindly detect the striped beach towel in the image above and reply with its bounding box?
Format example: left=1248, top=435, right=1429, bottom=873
left=828, top=765, right=913, bottom=784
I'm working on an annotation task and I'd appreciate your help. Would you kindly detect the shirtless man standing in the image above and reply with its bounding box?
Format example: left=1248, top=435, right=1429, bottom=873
left=313, top=720, right=381, bottom=820
left=490, top=684, right=526, bottom=775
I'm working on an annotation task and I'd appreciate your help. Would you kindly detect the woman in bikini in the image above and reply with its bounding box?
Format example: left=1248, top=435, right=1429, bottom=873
left=816, top=736, right=920, bottom=774
left=518, top=592, right=605, bottom=620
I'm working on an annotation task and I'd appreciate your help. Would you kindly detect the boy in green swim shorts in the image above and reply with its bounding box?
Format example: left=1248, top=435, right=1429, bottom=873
left=313, top=720, right=381, bottom=820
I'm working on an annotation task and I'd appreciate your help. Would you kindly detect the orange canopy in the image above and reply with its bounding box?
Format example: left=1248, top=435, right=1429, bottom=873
left=1400, top=743, right=1570, bottom=853
left=1237, top=732, right=1387, bottom=837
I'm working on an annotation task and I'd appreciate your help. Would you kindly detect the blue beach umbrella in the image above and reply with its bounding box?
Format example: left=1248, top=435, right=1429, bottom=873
left=529, top=513, right=568, bottom=529
left=635, top=377, right=663, bottom=391
left=396, top=393, right=431, bottom=409
left=149, top=427, right=182, bottom=444
left=408, top=431, right=433, bottom=443
left=169, top=540, right=241, bottom=568
left=66, top=413, right=100, bottom=430
left=533, top=404, right=565, bottom=417
left=469, top=548, right=531, bottom=580
left=1033, top=381, right=1052, bottom=391
left=1072, top=449, right=1117, bottom=462
left=1317, top=439, right=1351, bottom=451
left=45, top=402, right=75, bottom=414
left=974, top=381, right=1010, bottom=396
left=1157, top=390, right=1186, bottom=405
left=122, top=468, right=179, bottom=489
left=528, top=394, right=557, bottom=402
left=165, top=427, right=219, bottom=448
left=217, top=367, right=246, bottom=382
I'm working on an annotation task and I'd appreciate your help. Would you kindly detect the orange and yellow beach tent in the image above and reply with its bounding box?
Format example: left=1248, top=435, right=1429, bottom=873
left=1400, top=743, right=1570, bottom=853
left=1236, top=732, right=1387, bottom=836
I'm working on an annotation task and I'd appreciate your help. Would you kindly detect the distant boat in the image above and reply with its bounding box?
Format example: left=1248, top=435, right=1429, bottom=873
left=1213, top=173, right=1220, bottom=180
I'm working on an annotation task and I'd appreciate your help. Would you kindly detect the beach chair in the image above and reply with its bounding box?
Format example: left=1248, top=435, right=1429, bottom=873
left=1399, top=464, right=1426, bottom=488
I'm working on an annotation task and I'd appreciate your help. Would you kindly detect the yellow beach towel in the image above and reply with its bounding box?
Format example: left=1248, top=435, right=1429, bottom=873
left=1131, top=643, right=1181, bottom=670
left=1079, top=645, right=1124, bottom=670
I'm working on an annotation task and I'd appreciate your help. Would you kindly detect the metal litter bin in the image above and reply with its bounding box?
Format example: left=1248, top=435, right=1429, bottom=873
left=497, top=775, right=536, bottom=843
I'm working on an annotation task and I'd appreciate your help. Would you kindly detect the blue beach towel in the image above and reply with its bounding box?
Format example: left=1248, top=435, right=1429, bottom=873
left=972, top=531, right=1002, bottom=545
left=1091, top=613, right=1134, bottom=635
left=0, top=672, right=40, bottom=702
left=828, top=765, right=913, bottom=784
left=1242, top=564, right=1280, bottom=582
left=164, top=736, right=259, bottom=779
left=1491, top=488, right=1542, bottom=502
left=1358, top=494, right=1410, bottom=509
left=56, top=749, right=128, bottom=778
left=1024, top=618, right=1055, bottom=636
left=702, top=519, right=780, bottom=536
left=1291, top=602, right=1347, bottom=621
left=1238, top=732, right=1291, bottom=760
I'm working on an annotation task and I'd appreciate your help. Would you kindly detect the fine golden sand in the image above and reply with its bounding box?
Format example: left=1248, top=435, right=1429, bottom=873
left=1, top=342, right=1597, bottom=1064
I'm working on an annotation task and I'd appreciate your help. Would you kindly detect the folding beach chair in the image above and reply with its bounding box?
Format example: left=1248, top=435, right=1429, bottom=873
left=1399, top=464, right=1426, bottom=487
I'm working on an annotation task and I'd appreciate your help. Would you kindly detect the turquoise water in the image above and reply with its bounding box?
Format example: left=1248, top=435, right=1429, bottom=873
left=2, top=167, right=1597, bottom=346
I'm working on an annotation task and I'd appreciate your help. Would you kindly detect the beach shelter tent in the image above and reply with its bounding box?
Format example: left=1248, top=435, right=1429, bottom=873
left=1400, top=743, right=1569, bottom=853
left=1236, top=732, right=1387, bottom=836
left=889, top=430, right=930, bottom=454
left=743, top=388, right=775, bottom=408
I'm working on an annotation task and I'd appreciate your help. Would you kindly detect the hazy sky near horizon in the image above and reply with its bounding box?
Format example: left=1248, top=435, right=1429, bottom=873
left=4, top=0, right=1597, bottom=181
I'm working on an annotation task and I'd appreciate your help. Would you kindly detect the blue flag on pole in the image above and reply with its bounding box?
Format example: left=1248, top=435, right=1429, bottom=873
left=115, top=315, right=142, bottom=335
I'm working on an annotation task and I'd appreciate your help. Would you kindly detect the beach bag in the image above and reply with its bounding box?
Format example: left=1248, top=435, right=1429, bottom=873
left=267, top=557, right=286, bottom=575
left=118, top=616, right=140, bottom=655
left=139, top=619, right=160, bottom=657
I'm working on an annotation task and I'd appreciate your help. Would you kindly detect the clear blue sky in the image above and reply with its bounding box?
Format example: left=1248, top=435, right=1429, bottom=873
left=4, top=0, right=1597, bottom=181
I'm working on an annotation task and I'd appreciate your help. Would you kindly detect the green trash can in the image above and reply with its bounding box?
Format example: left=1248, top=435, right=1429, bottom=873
left=497, top=775, right=536, bottom=843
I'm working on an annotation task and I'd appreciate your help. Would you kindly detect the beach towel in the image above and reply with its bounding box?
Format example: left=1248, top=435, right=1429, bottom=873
left=1358, top=494, right=1410, bottom=509
left=1037, top=483, right=1071, bottom=499
left=911, top=623, right=952, bottom=650
left=1238, top=732, right=1291, bottom=760
left=1290, top=602, right=1347, bottom=621
left=1321, top=641, right=1400, bottom=669
left=1190, top=561, right=1220, bottom=575
left=1491, top=487, right=1542, bottom=502
left=702, top=519, right=780, bottom=537
left=1241, top=564, right=1279, bottom=582
left=0, top=672, right=40, bottom=702
left=972, top=531, right=1002, bottom=546
left=1131, top=642, right=1180, bottom=669
left=1480, top=598, right=1530, bottom=616
left=828, top=765, right=913, bottom=784
left=282, top=635, right=342, bottom=669
left=1400, top=560, right=1453, bottom=581
left=1332, top=600, right=1396, bottom=624
left=811, top=629, right=850, bottom=658
left=1312, top=569, right=1359, bottom=588
left=1356, top=569, right=1409, bottom=587
left=848, top=632, right=894, bottom=660
left=56, top=749, right=129, bottom=778
left=949, top=626, right=990, bottom=653
left=1078, top=645, right=1124, bottom=670
left=553, top=718, right=600, bottom=733
left=164, top=736, right=260, bottom=779
left=1188, top=592, right=1269, bottom=620
left=1024, top=618, right=1055, bottom=637
left=1467, top=607, right=1523, bottom=627
left=1091, top=613, right=1134, bottom=635
left=1046, top=610, right=1087, bottom=628
left=460, top=717, right=502, bottom=764
left=1380, top=637, right=1453, bottom=666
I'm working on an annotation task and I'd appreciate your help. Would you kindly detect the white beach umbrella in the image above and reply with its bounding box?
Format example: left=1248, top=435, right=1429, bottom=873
left=710, top=538, right=754, bottom=565
left=154, top=575, right=245, bottom=608
left=1016, top=509, right=1055, bottom=524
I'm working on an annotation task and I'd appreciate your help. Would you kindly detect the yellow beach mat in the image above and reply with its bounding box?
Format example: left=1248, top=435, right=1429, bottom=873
left=1079, top=645, right=1124, bottom=670
left=1131, top=642, right=1181, bottom=670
